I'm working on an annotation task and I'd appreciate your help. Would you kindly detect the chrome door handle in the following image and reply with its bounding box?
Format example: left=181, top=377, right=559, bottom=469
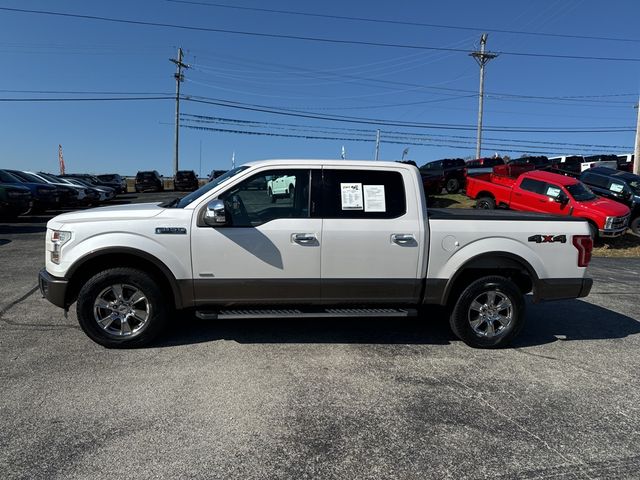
left=292, top=233, right=317, bottom=245
left=391, top=233, right=416, bottom=245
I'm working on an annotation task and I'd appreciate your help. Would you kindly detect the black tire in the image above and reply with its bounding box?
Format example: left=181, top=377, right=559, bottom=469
left=76, top=267, right=171, bottom=348
left=588, top=222, right=599, bottom=241
left=476, top=196, right=496, bottom=209
left=449, top=276, right=525, bottom=349
left=268, top=187, right=276, bottom=203
left=630, top=216, right=640, bottom=236
left=289, top=185, right=295, bottom=199
left=445, top=177, right=460, bottom=194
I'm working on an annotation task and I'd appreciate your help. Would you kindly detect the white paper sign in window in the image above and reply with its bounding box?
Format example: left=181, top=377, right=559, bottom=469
left=610, top=183, right=624, bottom=193
left=546, top=186, right=561, bottom=198
left=363, top=185, right=386, bottom=212
left=340, top=182, right=363, bottom=210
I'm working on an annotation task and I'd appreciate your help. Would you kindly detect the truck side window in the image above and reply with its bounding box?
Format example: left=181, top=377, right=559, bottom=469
left=218, top=169, right=310, bottom=227
left=321, top=169, right=406, bottom=219
left=520, top=178, right=546, bottom=195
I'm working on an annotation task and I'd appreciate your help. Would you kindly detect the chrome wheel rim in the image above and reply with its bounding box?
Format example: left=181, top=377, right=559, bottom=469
left=468, top=290, right=513, bottom=338
left=93, top=284, right=151, bottom=337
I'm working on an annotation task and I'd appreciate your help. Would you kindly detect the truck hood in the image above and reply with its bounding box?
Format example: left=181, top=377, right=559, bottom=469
left=48, top=202, right=165, bottom=227
left=579, top=197, right=630, bottom=217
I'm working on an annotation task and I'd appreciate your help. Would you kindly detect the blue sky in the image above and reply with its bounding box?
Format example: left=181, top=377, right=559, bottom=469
left=0, top=0, right=639, bottom=176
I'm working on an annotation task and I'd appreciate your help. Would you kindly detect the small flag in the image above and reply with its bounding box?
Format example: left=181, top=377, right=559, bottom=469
left=58, top=144, right=65, bottom=175
left=341, top=145, right=346, bottom=160
left=402, top=147, right=409, bottom=160
left=231, top=151, right=236, bottom=169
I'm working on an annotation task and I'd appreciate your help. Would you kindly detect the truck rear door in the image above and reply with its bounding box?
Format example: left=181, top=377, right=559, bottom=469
left=319, top=168, right=423, bottom=303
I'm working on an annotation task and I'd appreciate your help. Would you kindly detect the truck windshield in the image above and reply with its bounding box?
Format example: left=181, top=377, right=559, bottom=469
left=566, top=182, right=597, bottom=201
left=174, top=166, right=249, bottom=208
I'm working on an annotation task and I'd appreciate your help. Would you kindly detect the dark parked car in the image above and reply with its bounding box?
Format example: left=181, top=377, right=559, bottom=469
left=135, top=171, right=164, bottom=192
left=1, top=169, right=59, bottom=213
left=464, top=157, right=505, bottom=176
left=174, top=170, right=199, bottom=191
left=493, top=156, right=550, bottom=178
left=97, top=174, right=128, bottom=194
left=419, top=158, right=466, bottom=194
left=617, top=154, right=635, bottom=172
left=32, top=171, right=93, bottom=206
left=580, top=167, right=640, bottom=235
left=208, top=169, right=227, bottom=182
left=0, top=178, right=32, bottom=218
left=61, top=173, right=118, bottom=193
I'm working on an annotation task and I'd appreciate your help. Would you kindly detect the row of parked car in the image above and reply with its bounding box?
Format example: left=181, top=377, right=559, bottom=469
left=464, top=164, right=640, bottom=238
left=418, top=154, right=635, bottom=195
left=0, top=170, right=126, bottom=219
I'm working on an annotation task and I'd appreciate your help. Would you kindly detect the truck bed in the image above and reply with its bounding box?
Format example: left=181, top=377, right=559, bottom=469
left=428, top=208, right=586, bottom=222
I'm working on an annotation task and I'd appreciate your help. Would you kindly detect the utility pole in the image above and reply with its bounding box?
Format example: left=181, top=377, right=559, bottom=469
left=375, top=129, right=381, bottom=160
left=170, top=47, right=189, bottom=176
left=634, top=99, right=640, bottom=175
left=470, top=34, right=498, bottom=159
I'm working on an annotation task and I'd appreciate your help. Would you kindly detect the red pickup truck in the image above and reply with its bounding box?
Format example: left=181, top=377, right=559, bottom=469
left=466, top=170, right=630, bottom=239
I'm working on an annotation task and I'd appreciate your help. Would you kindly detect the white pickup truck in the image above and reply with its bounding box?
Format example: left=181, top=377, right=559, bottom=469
left=39, top=160, right=593, bottom=349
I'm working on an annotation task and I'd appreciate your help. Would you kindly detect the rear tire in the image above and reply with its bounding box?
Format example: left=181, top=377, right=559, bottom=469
left=449, top=276, right=525, bottom=349
left=476, top=196, right=496, bottom=209
left=76, top=267, right=171, bottom=348
left=445, top=177, right=460, bottom=194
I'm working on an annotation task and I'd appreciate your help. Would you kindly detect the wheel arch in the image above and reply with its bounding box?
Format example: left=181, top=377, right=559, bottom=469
left=65, top=247, right=190, bottom=310
left=441, top=252, right=538, bottom=306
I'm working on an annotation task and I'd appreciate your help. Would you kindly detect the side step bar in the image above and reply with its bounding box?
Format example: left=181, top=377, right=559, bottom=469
left=195, top=307, right=417, bottom=320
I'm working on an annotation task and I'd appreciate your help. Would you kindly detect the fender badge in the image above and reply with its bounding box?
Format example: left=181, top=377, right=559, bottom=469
left=528, top=234, right=566, bottom=244
left=155, top=227, right=187, bottom=235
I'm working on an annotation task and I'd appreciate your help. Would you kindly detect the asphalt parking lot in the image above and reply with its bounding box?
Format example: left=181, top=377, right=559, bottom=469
left=1, top=193, right=639, bottom=480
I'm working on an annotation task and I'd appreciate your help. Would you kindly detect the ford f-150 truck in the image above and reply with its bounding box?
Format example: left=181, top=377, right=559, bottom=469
left=466, top=170, right=630, bottom=239
left=40, top=160, right=594, bottom=349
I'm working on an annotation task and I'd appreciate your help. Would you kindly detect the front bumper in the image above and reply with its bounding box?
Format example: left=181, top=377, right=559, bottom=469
left=534, top=277, right=593, bottom=302
left=38, top=269, right=69, bottom=308
left=599, top=226, right=627, bottom=238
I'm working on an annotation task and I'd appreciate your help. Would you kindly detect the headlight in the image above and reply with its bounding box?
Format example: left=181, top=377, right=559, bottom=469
left=50, top=230, right=71, bottom=264
left=7, top=190, right=28, bottom=198
left=604, top=217, right=614, bottom=229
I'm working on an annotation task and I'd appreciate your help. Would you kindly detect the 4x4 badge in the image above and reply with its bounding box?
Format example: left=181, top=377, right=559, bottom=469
left=528, top=234, right=566, bottom=244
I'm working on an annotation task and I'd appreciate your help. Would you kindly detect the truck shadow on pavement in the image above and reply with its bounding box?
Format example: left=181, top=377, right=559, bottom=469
left=514, top=298, right=640, bottom=347
left=158, top=299, right=639, bottom=348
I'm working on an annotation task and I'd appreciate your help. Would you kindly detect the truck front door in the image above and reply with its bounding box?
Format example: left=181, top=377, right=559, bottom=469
left=191, top=168, right=321, bottom=305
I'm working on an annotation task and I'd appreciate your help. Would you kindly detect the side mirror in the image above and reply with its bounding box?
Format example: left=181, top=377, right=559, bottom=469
left=203, top=199, right=227, bottom=226
left=554, top=194, right=569, bottom=205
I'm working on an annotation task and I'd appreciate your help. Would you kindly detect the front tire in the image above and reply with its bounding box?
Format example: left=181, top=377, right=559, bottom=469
left=449, top=276, right=525, bottom=348
left=268, top=187, right=276, bottom=203
left=76, top=268, right=170, bottom=348
left=630, top=216, right=639, bottom=236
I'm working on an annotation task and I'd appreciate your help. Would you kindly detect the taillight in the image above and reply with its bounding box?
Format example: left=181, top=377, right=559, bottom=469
left=572, top=235, right=593, bottom=267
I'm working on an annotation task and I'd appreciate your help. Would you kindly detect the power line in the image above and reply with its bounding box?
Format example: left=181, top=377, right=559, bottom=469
left=183, top=95, right=635, bottom=132
left=180, top=113, right=632, bottom=149
left=0, top=96, right=173, bottom=102
left=0, top=89, right=172, bottom=95
left=3, top=6, right=640, bottom=62
left=163, top=0, right=640, bottom=44
left=179, top=124, right=628, bottom=155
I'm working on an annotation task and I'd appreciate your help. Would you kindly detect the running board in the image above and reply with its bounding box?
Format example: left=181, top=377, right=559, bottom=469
left=195, top=307, right=416, bottom=320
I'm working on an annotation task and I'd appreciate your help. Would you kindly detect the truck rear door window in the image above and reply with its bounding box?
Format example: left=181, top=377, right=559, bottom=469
left=520, top=178, right=546, bottom=195
left=321, top=169, right=406, bottom=219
